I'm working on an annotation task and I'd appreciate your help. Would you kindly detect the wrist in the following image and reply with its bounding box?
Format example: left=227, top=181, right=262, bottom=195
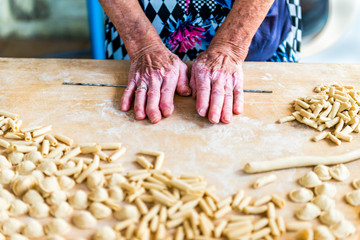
left=207, top=40, right=249, bottom=62
left=127, top=35, right=164, bottom=59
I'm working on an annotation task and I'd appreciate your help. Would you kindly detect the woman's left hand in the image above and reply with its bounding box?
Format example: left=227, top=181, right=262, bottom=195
left=190, top=46, right=245, bottom=124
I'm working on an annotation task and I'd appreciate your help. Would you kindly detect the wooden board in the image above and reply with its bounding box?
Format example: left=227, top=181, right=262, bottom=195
left=1, top=57, right=360, bottom=239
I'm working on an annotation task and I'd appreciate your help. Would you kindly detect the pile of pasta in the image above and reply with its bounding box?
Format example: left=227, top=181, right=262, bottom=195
left=277, top=83, right=360, bottom=145
left=288, top=164, right=356, bottom=239
left=0, top=109, right=295, bottom=240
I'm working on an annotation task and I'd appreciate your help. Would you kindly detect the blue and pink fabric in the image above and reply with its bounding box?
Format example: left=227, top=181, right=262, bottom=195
left=105, top=0, right=302, bottom=62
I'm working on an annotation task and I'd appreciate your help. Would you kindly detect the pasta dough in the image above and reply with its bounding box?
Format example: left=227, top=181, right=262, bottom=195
left=298, top=172, right=322, bottom=188
left=289, top=188, right=314, bottom=203
left=295, top=203, right=321, bottom=221
left=244, top=149, right=360, bottom=173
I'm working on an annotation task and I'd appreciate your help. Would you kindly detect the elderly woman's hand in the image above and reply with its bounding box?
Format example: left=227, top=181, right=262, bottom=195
left=120, top=44, right=191, bottom=123
left=190, top=45, right=244, bottom=124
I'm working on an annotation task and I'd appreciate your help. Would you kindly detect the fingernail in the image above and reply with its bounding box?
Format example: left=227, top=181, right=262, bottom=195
left=211, top=114, right=220, bottom=123
left=150, top=114, right=161, bottom=123
left=162, top=107, right=172, bottom=117
left=199, top=108, right=206, bottom=116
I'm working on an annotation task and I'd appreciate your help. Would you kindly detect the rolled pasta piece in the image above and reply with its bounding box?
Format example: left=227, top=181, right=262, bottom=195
left=271, top=194, right=285, bottom=208
left=251, top=227, right=271, bottom=240
left=56, top=146, right=81, bottom=165
left=54, top=134, right=73, bottom=146
left=312, top=132, right=328, bottom=142
left=99, top=142, right=121, bottom=150
left=0, top=139, right=10, bottom=149
left=253, top=174, right=277, bottom=188
left=136, top=156, right=153, bottom=169
left=243, top=205, right=267, bottom=214
left=0, top=110, right=19, bottom=120
left=45, top=134, right=58, bottom=146
left=231, top=190, right=244, bottom=207
left=286, top=221, right=312, bottom=231
left=244, top=149, right=360, bottom=173
left=32, top=125, right=52, bottom=138
left=41, top=140, right=50, bottom=156
left=80, top=143, right=101, bottom=154
left=277, top=116, right=295, bottom=123
left=76, top=155, right=100, bottom=183
left=253, top=195, right=272, bottom=207
left=327, top=133, right=341, bottom=145
left=109, top=147, right=126, bottom=162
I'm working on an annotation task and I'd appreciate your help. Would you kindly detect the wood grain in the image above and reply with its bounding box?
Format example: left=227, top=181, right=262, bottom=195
left=1, top=58, right=360, bottom=239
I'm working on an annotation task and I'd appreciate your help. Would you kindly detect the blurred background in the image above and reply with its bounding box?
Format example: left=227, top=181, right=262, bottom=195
left=0, top=0, right=359, bottom=62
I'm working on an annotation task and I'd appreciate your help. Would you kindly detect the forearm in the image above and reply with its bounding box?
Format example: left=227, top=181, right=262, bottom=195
left=209, top=0, right=274, bottom=61
left=99, top=0, right=163, bottom=58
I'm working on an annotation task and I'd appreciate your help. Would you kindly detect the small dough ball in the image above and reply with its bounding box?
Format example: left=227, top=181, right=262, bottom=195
left=44, top=218, right=71, bottom=236
left=107, top=173, right=126, bottom=187
left=0, top=211, right=9, bottom=222
left=88, top=187, right=108, bottom=202
left=22, top=189, right=44, bottom=205
left=7, top=152, right=24, bottom=165
left=345, top=189, right=360, bottom=206
left=8, top=199, right=28, bottom=217
left=39, top=176, right=61, bottom=194
left=329, top=164, right=350, bottom=181
left=314, top=165, right=331, bottom=181
left=12, top=175, right=37, bottom=196
left=311, top=195, right=335, bottom=211
left=31, top=170, right=44, bottom=182
left=114, top=205, right=140, bottom=221
left=0, top=155, right=11, bottom=168
left=22, top=220, right=44, bottom=238
left=29, top=202, right=50, bottom=218
left=298, top=171, right=322, bottom=188
left=58, top=175, right=75, bottom=191
left=0, top=198, right=10, bottom=211
left=330, top=220, right=355, bottom=239
left=71, top=211, right=97, bottom=229
left=46, top=190, right=67, bottom=206
left=50, top=201, right=73, bottom=218
left=16, top=160, right=36, bottom=175
left=93, top=226, right=117, bottom=240
left=352, top=178, right=360, bottom=189
left=0, top=188, right=15, bottom=202
left=295, top=203, right=321, bottom=221
left=7, top=234, right=28, bottom=240
left=314, top=226, right=334, bottom=240
left=43, top=235, right=65, bottom=240
left=108, top=186, right=124, bottom=201
left=24, top=151, right=43, bottom=164
left=37, top=160, right=57, bottom=176
left=295, top=228, right=313, bottom=240
left=0, top=218, right=23, bottom=235
left=314, top=183, right=336, bottom=197
left=320, top=209, right=344, bottom=226
left=0, top=168, right=16, bottom=184
left=289, top=188, right=314, bottom=203
left=89, top=202, right=112, bottom=219
left=87, top=171, right=105, bottom=189
left=69, top=190, right=88, bottom=210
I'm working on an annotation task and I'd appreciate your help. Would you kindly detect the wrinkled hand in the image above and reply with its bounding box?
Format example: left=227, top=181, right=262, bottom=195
left=120, top=44, right=191, bottom=123
left=190, top=47, right=244, bottom=124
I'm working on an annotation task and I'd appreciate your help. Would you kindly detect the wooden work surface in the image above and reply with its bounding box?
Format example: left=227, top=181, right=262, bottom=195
left=1, top=58, right=360, bottom=239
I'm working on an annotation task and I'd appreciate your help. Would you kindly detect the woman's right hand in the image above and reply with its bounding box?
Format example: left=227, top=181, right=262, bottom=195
left=120, top=44, right=191, bottom=123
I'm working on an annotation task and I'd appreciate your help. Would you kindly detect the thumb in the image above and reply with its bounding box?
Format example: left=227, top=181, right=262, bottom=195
left=176, top=62, right=191, bottom=96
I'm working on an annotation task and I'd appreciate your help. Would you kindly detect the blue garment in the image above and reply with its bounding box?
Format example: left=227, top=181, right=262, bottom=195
left=246, top=0, right=292, bottom=61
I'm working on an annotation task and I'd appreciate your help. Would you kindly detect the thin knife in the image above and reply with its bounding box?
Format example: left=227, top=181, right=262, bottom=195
left=62, top=82, right=272, bottom=93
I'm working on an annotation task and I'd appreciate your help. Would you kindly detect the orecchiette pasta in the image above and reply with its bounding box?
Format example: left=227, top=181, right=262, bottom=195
left=319, top=209, right=344, bottom=226
left=329, top=164, right=350, bottom=181
left=289, top=188, right=314, bottom=203
left=8, top=199, right=28, bottom=217
left=314, top=183, right=337, bottom=197
left=92, top=226, right=117, bottom=240
left=330, top=220, right=355, bottom=239
left=345, top=189, right=360, bottom=206
left=28, top=202, right=50, bottom=218
left=44, top=218, right=71, bottom=236
left=21, top=220, right=44, bottom=238
left=50, top=201, right=73, bottom=218
left=114, top=205, right=140, bottom=221
left=0, top=218, right=23, bottom=236
left=71, top=211, right=97, bottom=229
left=68, top=190, right=88, bottom=210
left=314, top=226, right=334, bottom=240
left=313, top=165, right=331, bottom=181
left=298, top=171, right=322, bottom=188
left=89, top=202, right=112, bottom=219
left=22, top=189, right=44, bottom=205
left=311, top=195, right=335, bottom=211
left=295, top=203, right=321, bottom=221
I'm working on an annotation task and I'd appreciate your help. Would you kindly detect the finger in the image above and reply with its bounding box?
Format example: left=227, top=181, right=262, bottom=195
left=196, top=71, right=211, bottom=117
left=146, top=73, right=162, bottom=124
left=233, top=73, right=244, bottom=114
left=176, top=62, right=191, bottom=96
left=220, top=77, right=233, bottom=124
left=120, top=80, right=136, bottom=111
left=208, top=74, right=226, bottom=123
left=160, top=73, right=177, bottom=117
left=190, top=73, right=197, bottom=99
left=134, top=82, right=148, bottom=120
